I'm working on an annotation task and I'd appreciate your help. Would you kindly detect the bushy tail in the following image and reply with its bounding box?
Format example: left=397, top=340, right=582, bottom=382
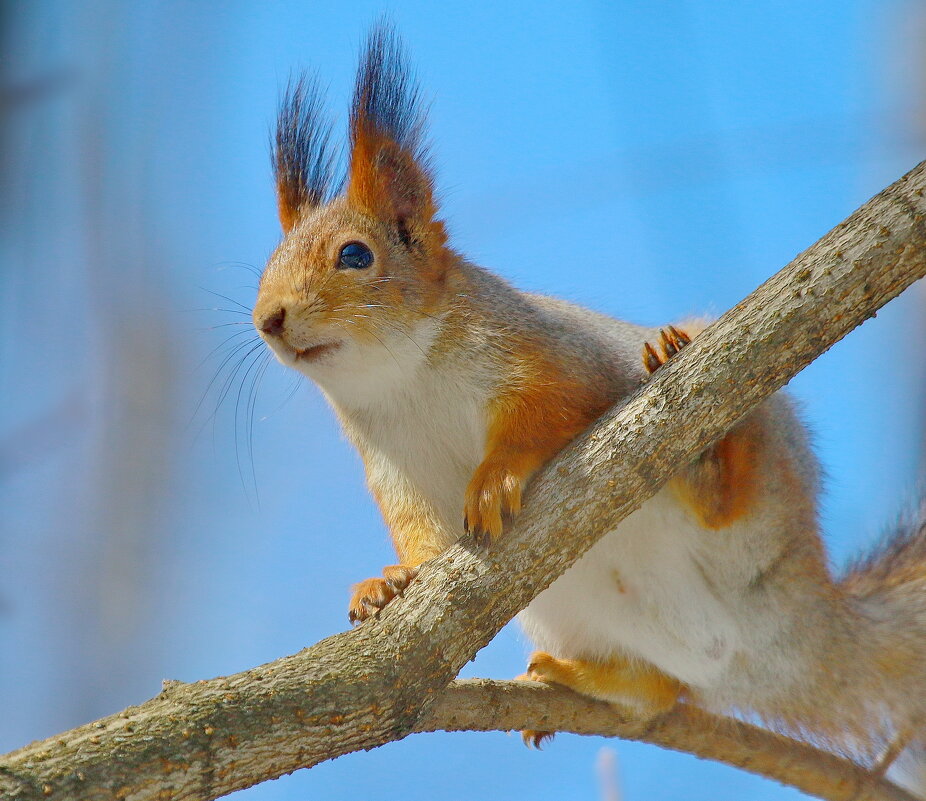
left=841, top=500, right=926, bottom=604
left=838, top=499, right=926, bottom=766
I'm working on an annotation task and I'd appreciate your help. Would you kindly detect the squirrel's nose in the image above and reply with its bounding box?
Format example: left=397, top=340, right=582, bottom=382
left=257, top=307, right=286, bottom=338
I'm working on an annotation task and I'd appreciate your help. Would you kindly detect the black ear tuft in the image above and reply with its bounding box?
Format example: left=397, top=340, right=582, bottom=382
left=347, top=23, right=440, bottom=230
left=273, top=74, right=337, bottom=232
left=350, top=22, right=427, bottom=163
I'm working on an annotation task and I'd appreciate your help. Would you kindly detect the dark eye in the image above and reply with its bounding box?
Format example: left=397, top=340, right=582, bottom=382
left=337, top=242, right=374, bottom=270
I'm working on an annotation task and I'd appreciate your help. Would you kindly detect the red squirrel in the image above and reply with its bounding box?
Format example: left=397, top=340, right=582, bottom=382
left=252, top=25, right=926, bottom=758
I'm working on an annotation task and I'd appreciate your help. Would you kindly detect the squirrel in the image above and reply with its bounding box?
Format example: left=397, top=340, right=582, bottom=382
left=252, top=25, right=926, bottom=761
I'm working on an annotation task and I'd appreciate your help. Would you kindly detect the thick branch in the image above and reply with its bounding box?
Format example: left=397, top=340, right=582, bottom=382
left=2, top=162, right=925, bottom=801
left=420, top=681, right=920, bottom=801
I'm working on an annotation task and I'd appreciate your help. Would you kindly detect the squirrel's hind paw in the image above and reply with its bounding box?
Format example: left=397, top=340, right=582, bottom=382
left=515, top=664, right=557, bottom=749
left=642, top=325, right=691, bottom=374
left=521, top=729, right=555, bottom=749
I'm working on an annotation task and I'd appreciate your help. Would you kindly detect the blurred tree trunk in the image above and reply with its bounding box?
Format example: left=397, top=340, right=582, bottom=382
left=0, top=1, right=177, bottom=737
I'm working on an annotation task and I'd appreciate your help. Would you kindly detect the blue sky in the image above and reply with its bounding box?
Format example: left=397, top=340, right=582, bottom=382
left=1, top=1, right=925, bottom=799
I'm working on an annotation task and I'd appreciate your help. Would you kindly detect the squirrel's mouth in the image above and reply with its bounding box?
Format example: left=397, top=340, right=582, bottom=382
left=294, top=340, right=341, bottom=362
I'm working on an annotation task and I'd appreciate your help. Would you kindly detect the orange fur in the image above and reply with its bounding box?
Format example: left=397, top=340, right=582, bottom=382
left=347, top=127, right=449, bottom=283
left=347, top=126, right=386, bottom=215
left=369, top=482, right=451, bottom=566
left=348, top=130, right=429, bottom=220
left=276, top=181, right=299, bottom=234
left=671, top=418, right=762, bottom=530
left=641, top=324, right=761, bottom=530
left=464, top=346, right=613, bottom=543
left=525, top=651, right=683, bottom=712
left=519, top=651, right=684, bottom=745
left=348, top=564, right=418, bottom=624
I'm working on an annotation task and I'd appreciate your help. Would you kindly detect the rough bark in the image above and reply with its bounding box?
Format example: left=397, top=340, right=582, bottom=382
left=2, top=161, right=925, bottom=801
left=421, top=681, right=920, bottom=801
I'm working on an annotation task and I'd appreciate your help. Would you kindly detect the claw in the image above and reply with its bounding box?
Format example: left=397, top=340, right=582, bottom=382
left=463, top=459, right=522, bottom=547
left=642, top=325, right=692, bottom=375
left=383, top=565, right=418, bottom=596
left=660, top=328, right=679, bottom=359
left=666, top=324, right=690, bottom=346
left=522, top=730, right=555, bottom=749
left=642, top=341, right=662, bottom=374
left=348, top=566, right=418, bottom=624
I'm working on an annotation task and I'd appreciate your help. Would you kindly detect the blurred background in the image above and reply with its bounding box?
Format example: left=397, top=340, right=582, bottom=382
left=2, top=1, right=925, bottom=799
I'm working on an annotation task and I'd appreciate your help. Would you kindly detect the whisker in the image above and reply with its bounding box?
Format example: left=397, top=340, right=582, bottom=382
left=193, top=339, right=267, bottom=472
left=204, top=340, right=267, bottom=442
left=357, top=302, right=445, bottom=324
left=201, top=321, right=254, bottom=331
left=193, top=329, right=260, bottom=373
left=201, top=288, right=253, bottom=314
left=346, top=311, right=431, bottom=360
left=279, top=374, right=303, bottom=408
left=245, top=352, right=274, bottom=502
left=191, top=336, right=262, bottom=426
left=337, top=317, right=403, bottom=370
left=370, top=319, right=429, bottom=359
left=239, top=350, right=273, bottom=508
left=214, top=260, right=263, bottom=278
left=233, top=344, right=270, bottom=504
left=191, top=307, right=252, bottom=317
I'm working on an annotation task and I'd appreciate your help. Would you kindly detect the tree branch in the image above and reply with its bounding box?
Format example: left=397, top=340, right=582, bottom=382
left=2, top=162, right=925, bottom=801
left=421, top=681, right=921, bottom=801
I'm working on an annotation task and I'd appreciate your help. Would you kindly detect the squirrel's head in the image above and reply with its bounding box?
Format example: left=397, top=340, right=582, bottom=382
left=253, top=26, right=450, bottom=401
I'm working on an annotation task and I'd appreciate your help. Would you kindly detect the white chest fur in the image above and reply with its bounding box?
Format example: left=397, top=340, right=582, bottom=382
left=350, top=367, right=487, bottom=529
left=518, top=488, right=743, bottom=689
left=310, top=319, right=490, bottom=531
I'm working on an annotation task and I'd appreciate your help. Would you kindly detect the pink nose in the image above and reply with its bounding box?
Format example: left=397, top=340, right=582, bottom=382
left=257, top=307, right=286, bottom=337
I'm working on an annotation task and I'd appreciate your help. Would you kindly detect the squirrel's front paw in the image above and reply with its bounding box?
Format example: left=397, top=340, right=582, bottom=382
left=464, top=460, right=523, bottom=547
left=348, top=564, right=418, bottom=624
left=642, top=325, right=691, bottom=374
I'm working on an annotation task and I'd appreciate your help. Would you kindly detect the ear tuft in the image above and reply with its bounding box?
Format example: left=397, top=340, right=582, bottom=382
left=274, top=75, right=337, bottom=233
left=347, top=24, right=438, bottom=231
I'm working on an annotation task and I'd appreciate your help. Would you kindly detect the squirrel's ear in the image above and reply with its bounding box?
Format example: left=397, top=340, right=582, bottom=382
left=274, top=76, right=336, bottom=234
left=347, top=25, right=442, bottom=245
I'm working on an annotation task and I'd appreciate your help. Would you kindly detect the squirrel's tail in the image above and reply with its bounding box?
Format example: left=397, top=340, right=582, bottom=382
left=837, top=498, right=926, bottom=765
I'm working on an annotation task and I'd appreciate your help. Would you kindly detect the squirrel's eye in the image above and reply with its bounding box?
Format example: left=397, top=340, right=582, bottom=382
left=337, top=242, right=374, bottom=270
